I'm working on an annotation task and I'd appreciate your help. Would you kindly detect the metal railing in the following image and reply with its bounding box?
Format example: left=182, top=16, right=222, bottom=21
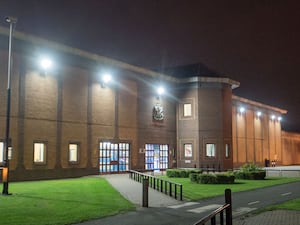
left=192, top=189, right=232, bottom=225
left=129, top=170, right=183, bottom=200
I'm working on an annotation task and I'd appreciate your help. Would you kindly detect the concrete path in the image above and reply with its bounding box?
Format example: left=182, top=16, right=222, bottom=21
left=102, top=174, right=181, bottom=207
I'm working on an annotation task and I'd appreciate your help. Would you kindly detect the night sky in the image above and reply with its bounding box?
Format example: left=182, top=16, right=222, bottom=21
left=1, top=0, right=300, bottom=132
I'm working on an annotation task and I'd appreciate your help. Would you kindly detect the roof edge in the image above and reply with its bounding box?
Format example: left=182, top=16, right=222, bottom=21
left=232, top=95, right=287, bottom=114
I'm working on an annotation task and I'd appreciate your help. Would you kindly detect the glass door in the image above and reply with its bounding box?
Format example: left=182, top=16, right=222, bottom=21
left=99, top=141, right=130, bottom=173
left=145, top=144, right=168, bottom=170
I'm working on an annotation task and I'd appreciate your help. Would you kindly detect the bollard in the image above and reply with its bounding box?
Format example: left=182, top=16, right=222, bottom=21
left=142, top=177, right=149, bottom=207
left=225, top=189, right=232, bottom=225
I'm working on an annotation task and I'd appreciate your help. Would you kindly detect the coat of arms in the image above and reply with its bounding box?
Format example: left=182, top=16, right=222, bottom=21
left=153, top=105, right=164, bottom=121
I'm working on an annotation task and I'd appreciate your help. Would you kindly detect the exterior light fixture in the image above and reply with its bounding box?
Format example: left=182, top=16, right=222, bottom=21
left=278, top=116, right=282, bottom=121
left=271, top=115, right=276, bottom=120
left=239, top=107, right=245, bottom=113
left=157, top=86, right=165, bottom=96
left=256, top=111, right=262, bottom=117
left=102, top=74, right=111, bottom=83
left=101, top=73, right=112, bottom=87
left=41, top=58, right=52, bottom=69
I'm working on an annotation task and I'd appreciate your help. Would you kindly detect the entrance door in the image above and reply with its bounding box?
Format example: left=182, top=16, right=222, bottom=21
left=145, top=144, right=169, bottom=170
left=99, top=141, right=130, bottom=173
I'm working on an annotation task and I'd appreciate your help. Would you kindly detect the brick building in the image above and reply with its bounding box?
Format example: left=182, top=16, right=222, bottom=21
left=0, top=26, right=299, bottom=181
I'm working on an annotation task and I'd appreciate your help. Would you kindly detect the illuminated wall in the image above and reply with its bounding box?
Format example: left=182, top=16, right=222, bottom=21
left=281, top=131, right=300, bottom=165
left=232, top=96, right=286, bottom=167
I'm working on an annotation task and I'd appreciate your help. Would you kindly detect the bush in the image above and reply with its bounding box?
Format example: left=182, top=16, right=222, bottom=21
left=166, top=169, right=202, bottom=178
left=190, top=173, right=199, bottom=183
left=191, top=173, right=235, bottom=184
left=251, top=171, right=266, bottom=180
left=199, top=174, right=217, bottom=184
left=216, top=174, right=235, bottom=184
left=234, top=163, right=266, bottom=180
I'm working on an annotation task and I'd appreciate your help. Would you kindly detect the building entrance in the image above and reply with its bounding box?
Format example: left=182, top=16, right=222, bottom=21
left=145, top=144, right=169, bottom=170
left=99, top=141, right=130, bottom=173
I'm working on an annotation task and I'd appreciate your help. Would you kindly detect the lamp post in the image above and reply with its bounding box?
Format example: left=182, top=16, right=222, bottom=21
left=2, top=16, right=17, bottom=195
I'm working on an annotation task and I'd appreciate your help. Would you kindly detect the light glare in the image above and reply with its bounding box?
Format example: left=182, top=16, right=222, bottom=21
left=157, top=87, right=165, bottom=95
left=41, top=58, right=52, bottom=70
left=102, top=74, right=111, bottom=83
left=256, top=111, right=262, bottom=117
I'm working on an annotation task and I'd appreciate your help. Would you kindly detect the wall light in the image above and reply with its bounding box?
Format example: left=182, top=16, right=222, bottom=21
left=157, top=86, right=165, bottom=96
left=239, top=107, right=245, bottom=113
left=278, top=116, right=282, bottom=122
left=40, top=58, right=52, bottom=71
left=271, top=115, right=276, bottom=120
left=102, top=73, right=111, bottom=84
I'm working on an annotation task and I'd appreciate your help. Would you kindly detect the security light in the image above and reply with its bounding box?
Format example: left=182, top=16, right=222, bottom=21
left=40, top=58, right=52, bottom=70
left=102, top=73, right=112, bottom=84
left=157, top=86, right=165, bottom=95
left=256, top=111, right=262, bottom=117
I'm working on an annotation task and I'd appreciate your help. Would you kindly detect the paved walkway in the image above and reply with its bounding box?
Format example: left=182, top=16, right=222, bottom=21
left=103, top=174, right=181, bottom=207
left=77, top=171, right=300, bottom=225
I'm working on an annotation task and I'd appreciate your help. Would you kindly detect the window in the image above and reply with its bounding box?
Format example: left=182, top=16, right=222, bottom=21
left=0, top=142, right=4, bottom=163
left=184, top=143, right=192, bottom=157
left=145, top=144, right=168, bottom=170
left=183, top=103, right=192, bottom=117
left=225, top=144, right=230, bottom=158
left=206, top=143, right=216, bottom=157
left=69, top=143, right=79, bottom=163
left=34, top=142, right=46, bottom=163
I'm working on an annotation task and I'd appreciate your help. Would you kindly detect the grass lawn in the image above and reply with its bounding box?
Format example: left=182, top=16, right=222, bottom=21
left=161, top=176, right=300, bottom=201
left=0, top=177, right=135, bottom=225
left=262, top=197, right=300, bottom=211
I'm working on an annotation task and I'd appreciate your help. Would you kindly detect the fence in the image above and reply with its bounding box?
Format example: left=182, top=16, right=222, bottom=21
left=192, top=189, right=232, bottom=225
left=129, top=170, right=183, bottom=200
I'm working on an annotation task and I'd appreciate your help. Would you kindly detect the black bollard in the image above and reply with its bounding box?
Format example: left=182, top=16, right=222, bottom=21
left=142, top=177, right=149, bottom=207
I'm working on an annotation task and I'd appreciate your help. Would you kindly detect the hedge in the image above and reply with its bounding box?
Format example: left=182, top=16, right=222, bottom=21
left=166, top=169, right=202, bottom=178
left=190, top=173, right=235, bottom=184
left=234, top=170, right=266, bottom=180
left=234, top=163, right=266, bottom=180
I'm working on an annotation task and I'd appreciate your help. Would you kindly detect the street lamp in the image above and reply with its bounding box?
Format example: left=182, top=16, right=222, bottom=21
left=2, top=16, right=17, bottom=195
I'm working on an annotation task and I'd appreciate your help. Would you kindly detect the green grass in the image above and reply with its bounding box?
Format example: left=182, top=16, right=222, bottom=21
left=263, top=198, right=300, bottom=211
left=161, top=176, right=300, bottom=200
left=0, top=177, right=135, bottom=225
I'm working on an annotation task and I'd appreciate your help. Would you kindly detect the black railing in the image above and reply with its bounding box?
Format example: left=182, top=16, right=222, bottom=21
left=129, top=170, right=183, bottom=200
left=192, top=189, right=232, bottom=225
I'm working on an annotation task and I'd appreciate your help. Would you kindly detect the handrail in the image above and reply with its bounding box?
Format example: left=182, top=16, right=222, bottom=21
left=129, top=170, right=183, bottom=200
left=192, top=189, right=232, bottom=225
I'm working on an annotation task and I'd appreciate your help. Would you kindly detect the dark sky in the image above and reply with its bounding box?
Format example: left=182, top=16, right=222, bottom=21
left=1, top=0, right=300, bottom=132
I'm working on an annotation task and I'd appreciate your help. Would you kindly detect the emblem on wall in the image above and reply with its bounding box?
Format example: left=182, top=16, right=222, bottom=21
left=153, top=104, right=164, bottom=121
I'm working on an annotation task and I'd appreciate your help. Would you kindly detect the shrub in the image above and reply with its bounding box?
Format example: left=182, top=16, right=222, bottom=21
left=234, top=163, right=266, bottom=180
left=251, top=171, right=266, bottom=180
left=199, top=174, right=217, bottom=184
left=190, top=173, right=199, bottom=183
left=216, top=174, right=235, bottom=184
left=166, top=169, right=202, bottom=178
